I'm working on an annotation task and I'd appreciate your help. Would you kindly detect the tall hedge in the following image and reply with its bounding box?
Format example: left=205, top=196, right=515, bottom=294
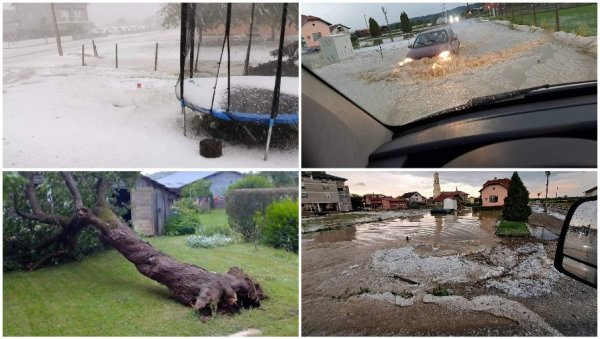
left=225, top=188, right=297, bottom=241
left=502, top=172, right=532, bottom=221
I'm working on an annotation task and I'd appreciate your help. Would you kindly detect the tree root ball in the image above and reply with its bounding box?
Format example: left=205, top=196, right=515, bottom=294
left=199, top=138, right=222, bottom=158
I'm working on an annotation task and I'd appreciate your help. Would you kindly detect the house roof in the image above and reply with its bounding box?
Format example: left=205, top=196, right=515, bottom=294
left=329, top=24, right=350, bottom=32
left=139, top=175, right=179, bottom=196
left=302, top=171, right=347, bottom=182
left=383, top=196, right=406, bottom=203
left=400, top=191, right=422, bottom=198
left=585, top=186, right=597, bottom=193
left=156, top=171, right=241, bottom=189
left=480, top=178, right=511, bottom=192
left=433, top=191, right=468, bottom=202
left=301, top=14, right=332, bottom=27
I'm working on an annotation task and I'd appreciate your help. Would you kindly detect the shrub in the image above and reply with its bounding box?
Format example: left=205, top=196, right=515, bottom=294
left=502, top=172, right=532, bottom=222
left=256, top=198, right=298, bottom=253
left=165, top=213, right=200, bottom=236
left=228, top=174, right=275, bottom=190
left=372, top=38, right=383, bottom=46
left=575, top=22, right=589, bottom=36
left=226, top=188, right=297, bottom=241
left=185, top=234, right=233, bottom=248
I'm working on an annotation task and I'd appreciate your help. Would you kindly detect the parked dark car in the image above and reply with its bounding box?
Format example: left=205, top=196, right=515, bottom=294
left=406, top=26, right=460, bottom=61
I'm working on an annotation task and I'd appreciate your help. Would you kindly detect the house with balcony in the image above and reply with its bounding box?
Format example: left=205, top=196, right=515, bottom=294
left=480, top=178, right=511, bottom=207
left=301, top=172, right=351, bottom=213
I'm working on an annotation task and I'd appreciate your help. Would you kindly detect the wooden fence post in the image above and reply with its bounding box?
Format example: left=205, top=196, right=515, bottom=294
left=92, top=40, right=98, bottom=57
left=532, top=4, right=537, bottom=27
left=115, top=43, right=118, bottom=69
left=154, top=42, right=158, bottom=71
left=555, top=4, right=561, bottom=32
left=82, top=44, right=84, bottom=66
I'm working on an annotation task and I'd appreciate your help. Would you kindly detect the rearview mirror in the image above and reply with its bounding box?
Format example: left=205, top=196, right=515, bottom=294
left=554, top=196, right=597, bottom=288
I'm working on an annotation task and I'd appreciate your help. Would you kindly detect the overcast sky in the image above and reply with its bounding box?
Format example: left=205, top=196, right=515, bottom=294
left=88, top=3, right=161, bottom=27
left=302, top=2, right=464, bottom=31
left=327, top=171, right=596, bottom=199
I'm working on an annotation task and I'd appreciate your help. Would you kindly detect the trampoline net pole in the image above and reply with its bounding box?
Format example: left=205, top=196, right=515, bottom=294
left=264, top=3, right=288, bottom=161
left=179, top=3, right=188, bottom=136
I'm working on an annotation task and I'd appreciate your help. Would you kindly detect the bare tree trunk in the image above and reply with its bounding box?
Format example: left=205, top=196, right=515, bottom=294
left=50, top=3, right=63, bottom=56
left=14, top=173, right=265, bottom=315
left=194, top=26, right=203, bottom=72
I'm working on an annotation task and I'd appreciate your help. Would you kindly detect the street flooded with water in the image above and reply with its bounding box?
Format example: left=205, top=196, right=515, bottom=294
left=302, top=208, right=597, bottom=336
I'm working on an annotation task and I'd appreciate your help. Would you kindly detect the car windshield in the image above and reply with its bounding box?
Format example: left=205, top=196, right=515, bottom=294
left=414, top=30, right=448, bottom=47
left=302, top=2, right=598, bottom=126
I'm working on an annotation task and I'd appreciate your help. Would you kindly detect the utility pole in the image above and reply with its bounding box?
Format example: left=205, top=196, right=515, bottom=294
left=364, top=14, right=370, bottom=37
left=443, top=3, right=447, bottom=24
left=381, top=7, right=393, bottom=42
left=50, top=3, right=63, bottom=56
left=544, top=171, right=551, bottom=212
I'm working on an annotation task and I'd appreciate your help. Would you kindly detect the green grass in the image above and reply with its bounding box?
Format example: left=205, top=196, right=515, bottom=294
left=496, top=220, right=531, bottom=237
left=3, top=237, right=298, bottom=336
left=195, top=208, right=228, bottom=226
left=508, top=4, right=597, bottom=36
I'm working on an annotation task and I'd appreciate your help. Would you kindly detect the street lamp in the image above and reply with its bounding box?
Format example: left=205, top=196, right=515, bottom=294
left=544, top=171, right=551, bottom=212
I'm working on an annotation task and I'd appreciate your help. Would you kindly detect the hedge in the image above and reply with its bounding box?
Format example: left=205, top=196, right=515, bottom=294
left=225, top=187, right=298, bottom=241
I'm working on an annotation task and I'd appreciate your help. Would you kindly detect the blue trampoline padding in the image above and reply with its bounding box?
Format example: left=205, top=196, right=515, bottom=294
left=175, top=76, right=298, bottom=125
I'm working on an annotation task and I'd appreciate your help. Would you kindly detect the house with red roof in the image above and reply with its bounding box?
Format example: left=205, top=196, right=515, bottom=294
left=432, top=189, right=469, bottom=209
left=302, top=14, right=332, bottom=48
left=480, top=177, right=511, bottom=207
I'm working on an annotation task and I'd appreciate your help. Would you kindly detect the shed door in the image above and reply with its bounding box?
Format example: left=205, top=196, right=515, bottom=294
left=132, top=187, right=155, bottom=236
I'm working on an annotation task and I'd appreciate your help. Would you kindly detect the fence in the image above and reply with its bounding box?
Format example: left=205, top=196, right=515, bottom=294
left=79, top=40, right=161, bottom=72
left=486, top=3, right=596, bottom=36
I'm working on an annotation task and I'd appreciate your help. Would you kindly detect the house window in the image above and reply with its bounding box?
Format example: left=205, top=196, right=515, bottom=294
left=301, top=193, right=308, bottom=198
left=323, top=185, right=330, bottom=190
left=312, top=32, right=322, bottom=41
left=489, top=195, right=498, bottom=203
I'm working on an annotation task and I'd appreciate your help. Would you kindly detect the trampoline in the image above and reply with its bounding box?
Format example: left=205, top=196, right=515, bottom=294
left=177, top=3, right=297, bottom=128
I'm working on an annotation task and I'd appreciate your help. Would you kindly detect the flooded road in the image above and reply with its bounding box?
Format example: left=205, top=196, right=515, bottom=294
left=302, top=208, right=597, bottom=336
left=304, top=18, right=597, bottom=125
left=311, top=209, right=501, bottom=252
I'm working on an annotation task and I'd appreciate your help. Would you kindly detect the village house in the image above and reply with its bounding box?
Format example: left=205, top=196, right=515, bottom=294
left=301, top=14, right=332, bottom=48
left=382, top=196, right=408, bottom=210
left=400, top=191, right=426, bottom=205
left=329, top=24, right=350, bottom=35
left=433, top=189, right=470, bottom=209
left=364, top=193, right=386, bottom=210
left=301, top=172, right=351, bottom=213
left=6, top=3, right=93, bottom=39
left=155, top=171, right=242, bottom=209
left=480, top=177, right=511, bottom=207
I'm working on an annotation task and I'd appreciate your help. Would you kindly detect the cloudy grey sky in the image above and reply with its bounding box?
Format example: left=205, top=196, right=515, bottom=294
left=88, top=3, right=161, bottom=27
left=328, top=171, right=596, bottom=199
left=302, top=2, right=464, bottom=31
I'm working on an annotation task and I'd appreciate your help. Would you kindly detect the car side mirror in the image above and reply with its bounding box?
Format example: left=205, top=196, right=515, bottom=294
left=554, top=196, right=597, bottom=288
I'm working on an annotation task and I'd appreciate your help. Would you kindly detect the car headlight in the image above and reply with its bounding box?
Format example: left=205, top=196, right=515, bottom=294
left=455, top=16, right=460, bottom=22
left=449, top=16, right=455, bottom=24
left=438, top=50, right=451, bottom=59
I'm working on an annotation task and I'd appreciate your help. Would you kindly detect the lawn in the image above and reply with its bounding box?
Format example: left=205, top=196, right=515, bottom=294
left=509, top=4, right=597, bottom=36
left=195, top=208, right=228, bottom=226
left=3, top=237, right=298, bottom=336
left=496, top=220, right=531, bottom=237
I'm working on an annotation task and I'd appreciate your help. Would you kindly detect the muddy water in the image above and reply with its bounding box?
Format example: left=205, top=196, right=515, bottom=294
left=313, top=209, right=501, bottom=251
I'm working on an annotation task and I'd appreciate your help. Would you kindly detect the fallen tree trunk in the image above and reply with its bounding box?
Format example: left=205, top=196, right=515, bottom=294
left=14, top=172, right=265, bottom=315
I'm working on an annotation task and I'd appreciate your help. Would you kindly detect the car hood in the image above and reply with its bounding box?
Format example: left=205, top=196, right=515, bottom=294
left=407, top=43, right=450, bottom=59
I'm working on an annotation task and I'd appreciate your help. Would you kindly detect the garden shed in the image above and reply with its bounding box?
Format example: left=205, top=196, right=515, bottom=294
left=131, top=176, right=179, bottom=236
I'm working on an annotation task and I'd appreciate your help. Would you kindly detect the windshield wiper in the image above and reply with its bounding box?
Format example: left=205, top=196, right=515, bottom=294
left=431, top=83, right=552, bottom=118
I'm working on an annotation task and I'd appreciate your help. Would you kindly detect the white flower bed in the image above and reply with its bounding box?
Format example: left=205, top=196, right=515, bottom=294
left=185, top=234, right=233, bottom=248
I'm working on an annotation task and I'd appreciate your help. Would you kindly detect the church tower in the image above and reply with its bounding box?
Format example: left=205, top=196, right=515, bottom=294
left=433, top=172, right=441, bottom=198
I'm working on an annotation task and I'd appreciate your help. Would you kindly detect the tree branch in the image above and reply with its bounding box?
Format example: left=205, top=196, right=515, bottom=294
left=96, top=177, right=110, bottom=207
left=60, top=172, right=84, bottom=211
left=15, top=174, right=69, bottom=227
